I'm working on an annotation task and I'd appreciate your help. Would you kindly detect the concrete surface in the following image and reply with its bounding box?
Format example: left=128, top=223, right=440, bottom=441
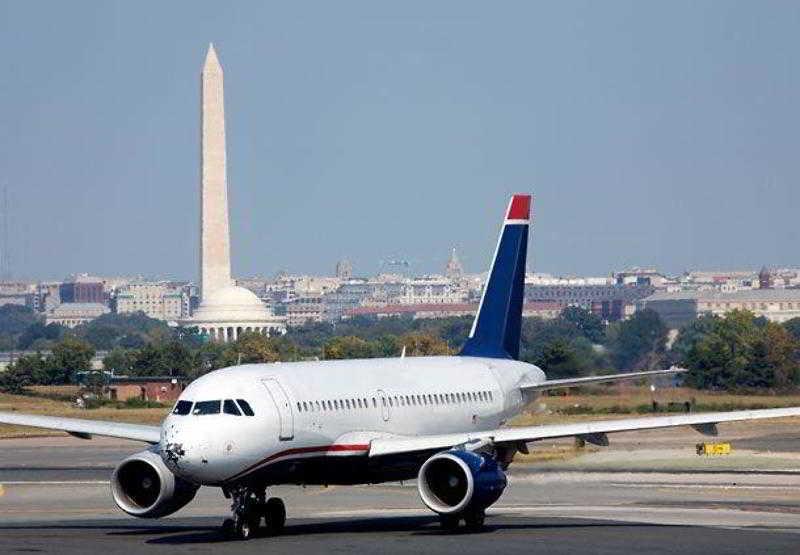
left=3, top=428, right=800, bottom=553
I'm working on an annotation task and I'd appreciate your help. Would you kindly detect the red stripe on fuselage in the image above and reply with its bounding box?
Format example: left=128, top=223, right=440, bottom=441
left=225, top=443, right=369, bottom=483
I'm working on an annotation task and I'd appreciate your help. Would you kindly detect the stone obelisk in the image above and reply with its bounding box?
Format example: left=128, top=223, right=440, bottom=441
left=200, top=43, right=233, bottom=299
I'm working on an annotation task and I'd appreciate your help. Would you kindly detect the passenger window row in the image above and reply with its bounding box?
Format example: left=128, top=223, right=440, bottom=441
left=172, top=399, right=255, bottom=416
left=296, top=390, right=495, bottom=413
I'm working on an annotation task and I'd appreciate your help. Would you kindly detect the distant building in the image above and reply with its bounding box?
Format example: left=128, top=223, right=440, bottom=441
left=115, top=281, right=185, bottom=322
left=444, top=248, right=464, bottom=279
left=525, top=281, right=654, bottom=322
left=335, top=259, right=353, bottom=280
left=344, top=301, right=562, bottom=321
left=60, top=274, right=106, bottom=304
left=45, top=302, right=110, bottom=328
left=759, top=266, right=773, bottom=289
left=286, top=296, right=324, bottom=327
left=103, top=376, right=185, bottom=403
left=640, top=289, right=800, bottom=329
left=35, top=282, right=61, bottom=312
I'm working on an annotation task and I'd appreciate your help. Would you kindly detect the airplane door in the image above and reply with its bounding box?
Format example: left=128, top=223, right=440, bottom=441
left=261, top=378, right=294, bottom=440
left=376, top=389, right=390, bottom=422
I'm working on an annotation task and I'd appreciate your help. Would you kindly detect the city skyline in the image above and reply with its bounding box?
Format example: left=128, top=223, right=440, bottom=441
left=2, top=2, right=800, bottom=280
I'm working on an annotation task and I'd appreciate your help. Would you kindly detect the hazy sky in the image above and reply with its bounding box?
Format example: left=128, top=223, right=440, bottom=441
left=1, top=1, right=799, bottom=281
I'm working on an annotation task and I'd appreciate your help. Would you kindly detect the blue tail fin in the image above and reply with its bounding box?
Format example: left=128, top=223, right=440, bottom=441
left=460, top=194, right=531, bottom=360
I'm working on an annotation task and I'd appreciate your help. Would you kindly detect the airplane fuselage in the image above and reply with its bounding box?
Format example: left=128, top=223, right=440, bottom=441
left=160, top=356, right=545, bottom=487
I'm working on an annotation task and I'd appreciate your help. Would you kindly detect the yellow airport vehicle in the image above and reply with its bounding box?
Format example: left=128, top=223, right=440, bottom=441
left=696, top=442, right=732, bottom=456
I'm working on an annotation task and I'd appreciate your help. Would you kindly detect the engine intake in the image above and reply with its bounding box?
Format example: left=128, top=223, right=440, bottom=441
left=417, top=450, right=507, bottom=514
left=111, top=449, right=198, bottom=518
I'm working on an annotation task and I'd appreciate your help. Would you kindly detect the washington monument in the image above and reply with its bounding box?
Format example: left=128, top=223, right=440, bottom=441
left=182, top=44, right=285, bottom=341
left=200, top=43, right=232, bottom=298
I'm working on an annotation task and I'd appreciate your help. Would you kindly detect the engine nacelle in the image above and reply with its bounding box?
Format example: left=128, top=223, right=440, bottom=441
left=110, top=448, right=199, bottom=519
left=417, top=450, right=507, bottom=515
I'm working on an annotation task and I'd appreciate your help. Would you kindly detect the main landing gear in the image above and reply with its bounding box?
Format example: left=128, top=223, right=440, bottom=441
left=439, top=507, right=486, bottom=532
left=222, top=486, right=286, bottom=540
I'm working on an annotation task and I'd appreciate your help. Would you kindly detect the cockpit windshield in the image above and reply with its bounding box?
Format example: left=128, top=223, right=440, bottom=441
left=236, top=399, right=255, bottom=416
left=172, top=400, right=192, bottom=415
left=223, top=399, right=241, bottom=416
left=192, top=400, right=221, bottom=415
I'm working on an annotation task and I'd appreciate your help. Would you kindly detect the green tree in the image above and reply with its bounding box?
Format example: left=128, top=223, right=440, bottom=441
left=398, top=332, right=451, bottom=356
left=0, top=364, right=30, bottom=393
left=560, top=306, right=606, bottom=343
left=103, top=348, right=135, bottom=374
left=323, top=336, right=378, bottom=360
left=0, top=305, right=40, bottom=335
left=683, top=310, right=800, bottom=390
left=609, top=309, right=668, bottom=371
left=14, top=353, right=49, bottom=385
left=17, top=322, right=65, bottom=350
left=47, top=337, right=96, bottom=384
left=130, top=341, right=194, bottom=377
left=670, top=314, right=719, bottom=365
left=192, top=342, right=227, bottom=377
left=74, top=312, right=172, bottom=350
left=783, top=317, right=800, bottom=341
left=223, top=332, right=280, bottom=365
left=535, top=338, right=581, bottom=379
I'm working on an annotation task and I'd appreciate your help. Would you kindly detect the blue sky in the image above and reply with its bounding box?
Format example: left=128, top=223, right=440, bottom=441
left=1, top=1, right=799, bottom=280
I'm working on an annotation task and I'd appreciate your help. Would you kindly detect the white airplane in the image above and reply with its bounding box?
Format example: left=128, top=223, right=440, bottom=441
left=3, top=193, right=800, bottom=541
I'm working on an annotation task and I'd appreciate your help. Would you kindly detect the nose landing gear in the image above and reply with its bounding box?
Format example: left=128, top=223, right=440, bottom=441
left=222, top=486, right=286, bottom=540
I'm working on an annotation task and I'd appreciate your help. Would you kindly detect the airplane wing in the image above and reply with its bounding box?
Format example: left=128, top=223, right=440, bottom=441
left=368, top=407, right=800, bottom=457
left=0, top=412, right=161, bottom=444
left=521, top=366, right=687, bottom=392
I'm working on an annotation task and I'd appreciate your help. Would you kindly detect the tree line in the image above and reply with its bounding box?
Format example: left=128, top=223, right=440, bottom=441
left=1, top=304, right=800, bottom=394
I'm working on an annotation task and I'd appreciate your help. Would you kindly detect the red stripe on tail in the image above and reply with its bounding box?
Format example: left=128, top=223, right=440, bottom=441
left=506, top=194, right=532, bottom=221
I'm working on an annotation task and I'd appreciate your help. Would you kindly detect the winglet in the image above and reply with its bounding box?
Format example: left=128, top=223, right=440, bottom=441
left=460, top=194, right=532, bottom=360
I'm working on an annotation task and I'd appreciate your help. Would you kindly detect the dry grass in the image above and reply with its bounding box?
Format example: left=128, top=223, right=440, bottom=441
left=3, top=385, right=800, bottom=439
left=0, top=392, right=170, bottom=438
left=510, top=386, right=800, bottom=426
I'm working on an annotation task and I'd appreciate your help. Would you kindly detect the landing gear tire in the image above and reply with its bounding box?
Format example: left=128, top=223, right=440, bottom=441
left=224, top=486, right=269, bottom=540
left=263, top=497, right=286, bottom=536
left=463, top=508, right=486, bottom=531
left=222, top=518, right=236, bottom=539
left=439, top=513, right=461, bottom=531
left=235, top=515, right=258, bottom=540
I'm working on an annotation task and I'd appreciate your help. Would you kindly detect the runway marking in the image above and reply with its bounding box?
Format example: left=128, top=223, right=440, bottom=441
left=610, top=483, right=800, bottom=491
left=0, top=481, right=108, bottom=486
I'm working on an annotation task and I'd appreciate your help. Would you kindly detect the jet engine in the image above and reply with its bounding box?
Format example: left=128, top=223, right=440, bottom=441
left=417, top=450, right=507, bottom=514
left=110, top=449, right=198, bottom=518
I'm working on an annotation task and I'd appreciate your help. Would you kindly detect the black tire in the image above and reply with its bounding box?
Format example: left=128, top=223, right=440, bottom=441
left=263, top=497, right=286, bottom=535
left=236, top=518, right=253, bottom=540
left=236, top=514, right=260, bottom=540
left=439, top=514, right=461, bottom=531
left=463, top=509, right=485, bottom=531
left=221, top=518, right=236, bottom=539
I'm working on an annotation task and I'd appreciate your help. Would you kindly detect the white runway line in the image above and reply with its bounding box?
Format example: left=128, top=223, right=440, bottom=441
left=0, top=481, right=109, bottom=485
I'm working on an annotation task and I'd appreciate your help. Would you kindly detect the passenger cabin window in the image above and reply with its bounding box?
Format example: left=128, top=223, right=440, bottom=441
left=172, top=400, right=192, bottom=415
left=236, top=399, right=255, bottom=416
left=193, top=400, right=221, bottom=415
left=223, top=399, right=241, bottom=416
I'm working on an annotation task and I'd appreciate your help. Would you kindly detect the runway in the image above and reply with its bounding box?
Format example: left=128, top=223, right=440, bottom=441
left=2, top=436, right=800, bottom=553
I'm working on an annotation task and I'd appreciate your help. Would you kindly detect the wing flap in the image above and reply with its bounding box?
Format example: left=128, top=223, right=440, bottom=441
left=0, top=412, right=161, bottom=444
left=520, top=367, right=687, bottom=392
left=368, top=406, right=800, bottom=457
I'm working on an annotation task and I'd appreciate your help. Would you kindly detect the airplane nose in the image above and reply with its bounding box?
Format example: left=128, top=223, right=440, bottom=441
left=160, top=422, right=206, bottom=478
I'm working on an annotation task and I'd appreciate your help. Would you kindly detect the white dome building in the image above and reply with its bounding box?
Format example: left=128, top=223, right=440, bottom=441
left=190, top=286, right=285, bottom=342
left=180, top=45, right=286, bottom=342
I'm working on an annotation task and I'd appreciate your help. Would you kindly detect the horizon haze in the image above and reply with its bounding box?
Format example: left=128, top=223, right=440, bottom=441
left=1, top=1, right=798, bottom=281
